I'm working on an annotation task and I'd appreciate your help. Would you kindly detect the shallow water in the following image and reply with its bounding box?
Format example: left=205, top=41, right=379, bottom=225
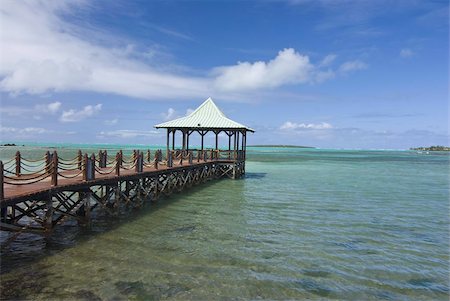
left=1, top=147, right=449, bottom=300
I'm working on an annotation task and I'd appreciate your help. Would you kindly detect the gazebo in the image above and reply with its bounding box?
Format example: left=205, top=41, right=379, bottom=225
left=154, top=97, right=254, bottom=177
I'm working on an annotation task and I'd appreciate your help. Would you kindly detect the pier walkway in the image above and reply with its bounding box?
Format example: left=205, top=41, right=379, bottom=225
left=0, top=97, right=253, bottom=240
left=0, top=149, right=244, bottom=236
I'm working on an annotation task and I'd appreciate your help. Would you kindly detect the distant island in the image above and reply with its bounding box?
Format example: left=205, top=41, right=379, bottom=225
left=249, top=145, right=315, bottom=148
left=410, top=145, right=450, bottom=151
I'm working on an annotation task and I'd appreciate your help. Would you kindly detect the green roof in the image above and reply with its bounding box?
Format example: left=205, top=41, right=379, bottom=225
left=154, top=97, right=254, bottom=132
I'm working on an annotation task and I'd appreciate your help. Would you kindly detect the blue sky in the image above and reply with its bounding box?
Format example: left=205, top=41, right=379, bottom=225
left=0, top=0, right=448, bottom=149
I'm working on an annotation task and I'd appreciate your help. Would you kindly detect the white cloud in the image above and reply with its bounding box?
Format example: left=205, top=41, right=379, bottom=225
left=35, top=101, right=61, bottom=114
left=0, top=2, right=366, bottom=99
left=104, top=118, right=118, bottom=125
left=0, top=1, right=209, bottom=99
left=99, top=129, right=160, bottom=139
left=400, top=48, right=414, bottom=58
left=60, top=104, right=102, bottom=122
left=161, top=108, right=177, bottom=121
left=339, top=60, right=367, bottom=73
left=280, top=121, right=333, bottom=130
left=160, top=107, right=193, bottom=121
left=1, top=101, right=62, bottom=117
left=0, top=126, right=50, bottom=134
left=213, top=48, right=314, bottom=91
left=319, top=54, right=337, bottom=67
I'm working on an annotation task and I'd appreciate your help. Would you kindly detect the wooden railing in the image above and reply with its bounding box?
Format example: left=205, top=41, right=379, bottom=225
left=0, top=148, right=246, bottom=199
left=0, top=149, right=163, bottom=196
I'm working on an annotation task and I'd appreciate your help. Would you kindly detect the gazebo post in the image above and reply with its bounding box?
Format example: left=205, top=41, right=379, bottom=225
left=172, top=129, right=175, bottom=150
left=215, top=130, right=218, bottom=151
left=228, top=131, right=231, bottom=159
left=166, top=129, right=170, bottom=161
left=201, top=131, right=205, bottom=152
left=237, top=131, right=240, bottom=155
left=186, top=130, right=190, bottom=151
left=233, top=131, right=237, bottom=160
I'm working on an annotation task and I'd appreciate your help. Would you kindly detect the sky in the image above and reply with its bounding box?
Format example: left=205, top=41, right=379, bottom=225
left=0, top=0, right=448, bottom=149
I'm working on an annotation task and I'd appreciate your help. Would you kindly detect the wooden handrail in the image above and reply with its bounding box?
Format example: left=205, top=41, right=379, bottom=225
left=1, top=148, right=247, bottom=189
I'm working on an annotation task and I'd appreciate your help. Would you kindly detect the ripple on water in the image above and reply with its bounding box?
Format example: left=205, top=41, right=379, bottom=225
left=293, top=278, right=333, bottom=297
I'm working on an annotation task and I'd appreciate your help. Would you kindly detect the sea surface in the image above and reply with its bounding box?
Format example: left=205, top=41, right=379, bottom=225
left=0, top=145, right=449, bottom=300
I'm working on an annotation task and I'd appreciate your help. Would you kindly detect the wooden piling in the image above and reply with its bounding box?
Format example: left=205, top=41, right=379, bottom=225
left=44, top=194, right=53, bottom=233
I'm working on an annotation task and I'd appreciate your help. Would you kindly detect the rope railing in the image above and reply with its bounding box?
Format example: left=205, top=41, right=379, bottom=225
left=0, top=147, right=246, bottom=199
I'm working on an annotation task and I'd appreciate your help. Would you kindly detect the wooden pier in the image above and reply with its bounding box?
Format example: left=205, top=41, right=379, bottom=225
left=0, top=97, right=253, bottom=240
left=0, top=149, right=245, bottom=237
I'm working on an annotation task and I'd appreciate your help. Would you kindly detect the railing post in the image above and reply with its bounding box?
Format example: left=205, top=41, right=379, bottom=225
left=90, top=153, right=95, bottom=180
left=98, top=150, right=107, bottom=168
left=147, top=150, right=151, bottom=163
left=0, top=161, right=4, bottom=200
left=15, top=151, right=21, bottom=176
left=77, top=150, right=82, bottom=170
left=167, top=151, right=173, bottom=168
left=135, top=151, right=143, bottom=173
left=203, top=150, right=207, bottom=162
left=98, top=150, right=103, bottom=168
left=132, top=150, right=137, bottom=163
left=119, top=150, right=123, bottom=167
left=51, top=151, right=58, bottom=186
left=83, top=154, right=88, bottom=181
left=45, top=151, right=51, bottom=174
left=115, top=152, right=120, bottom=176
left=154, top=157, right=158, bottom=169
left=210, top=149, right=214, bottom=160
left=189, top=151, right=193, bottom=164
left=103, top=150, right=107, bottom=167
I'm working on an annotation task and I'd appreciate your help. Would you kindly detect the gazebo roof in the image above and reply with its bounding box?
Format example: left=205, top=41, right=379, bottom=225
left=154, top=97, right=255, bottom=132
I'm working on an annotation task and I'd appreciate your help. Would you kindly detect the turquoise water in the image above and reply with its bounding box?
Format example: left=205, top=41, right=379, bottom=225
left=0, top=146, right=449, bottom=300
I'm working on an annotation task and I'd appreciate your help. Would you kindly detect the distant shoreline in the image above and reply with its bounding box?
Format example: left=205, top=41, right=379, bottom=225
left=410, top=146, right=450, bottom=152
left=248, top=145, right=315, bottom=148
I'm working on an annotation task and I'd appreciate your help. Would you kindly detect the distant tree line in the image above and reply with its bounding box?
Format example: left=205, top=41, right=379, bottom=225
left=410, top=145, right=450, bottom=151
